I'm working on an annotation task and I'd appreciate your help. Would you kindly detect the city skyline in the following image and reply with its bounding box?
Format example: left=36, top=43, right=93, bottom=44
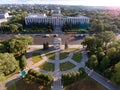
left=0, top=0, right=120, bottom=7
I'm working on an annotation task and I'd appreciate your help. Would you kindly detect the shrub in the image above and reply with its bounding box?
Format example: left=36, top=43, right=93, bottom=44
left=19, top=55, right=27, bottom=70
left=43, top=42, right=49, bottom=50
left=65, top=42, right=68, bottom=49
left=62, top=68, right=86, bottom=86
left=25, top=69, right=53, bottom=86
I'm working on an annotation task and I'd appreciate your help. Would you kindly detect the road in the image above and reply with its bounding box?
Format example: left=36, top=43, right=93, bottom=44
left=0, top=34, right=83, bottom=45
left=85, top=67, right=120, bottom=90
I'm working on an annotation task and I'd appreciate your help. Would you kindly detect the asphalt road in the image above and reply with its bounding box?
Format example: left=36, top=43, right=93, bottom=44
left=0, top=34, right=83, bottom=45
left=85, top=67, right=120, bottom=90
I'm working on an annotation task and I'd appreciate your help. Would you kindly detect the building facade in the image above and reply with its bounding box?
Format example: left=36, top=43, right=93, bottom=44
left=25, top=13, right=90, bottom=26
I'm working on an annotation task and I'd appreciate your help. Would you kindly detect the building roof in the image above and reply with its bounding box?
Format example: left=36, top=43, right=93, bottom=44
left=52, top=14, right=63, bottom=17
left=26, top=13, right=47, bottom=18
left=67, top=15, right=89, bottom=19
left=25, top=13, right=89, bottom=19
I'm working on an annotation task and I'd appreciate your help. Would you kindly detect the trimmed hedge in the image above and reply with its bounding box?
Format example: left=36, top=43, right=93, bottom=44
left=24, top=69, right=53, bottom=86
left=62, top=68, right=86, bottom=86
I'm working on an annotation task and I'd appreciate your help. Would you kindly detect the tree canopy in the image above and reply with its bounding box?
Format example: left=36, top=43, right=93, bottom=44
left=0, top=53, right=18, bottom=76
left=8, top=36, right=33, bottom=56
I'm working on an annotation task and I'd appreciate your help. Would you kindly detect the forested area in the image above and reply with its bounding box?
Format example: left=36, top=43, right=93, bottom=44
left=0, top=36, right=33, bottom=82
left=82, top=31, right=120, bottom=85
left=62, top=10, right=120, bottom=33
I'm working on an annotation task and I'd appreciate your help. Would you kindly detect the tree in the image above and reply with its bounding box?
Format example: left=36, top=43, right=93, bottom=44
left=97, top=51, right=105, bottom=65
left=112, top=74, right=120, bottom=85
left=65, top=42, right=68, bottom=49
left=19, top=55, right=27, bottom=70
left=15, top=23, right=23, bottom=31
left=82, top=36, right=96, bottom=50
left=8, top=36, right=33, bottom=56
left=91, top=20, right=104, bottom=32
left=0, top=24, right=10, bottom=33
left=0, top=53, right=18, bottom=76
left=62, top=68, right=86, bottom=86
left=43, top=42, right=49, bottom=50
left=86, top=55, right=98, bottom=69
left=103, top=69, right=112, bottom=79
left=99, top=31, right=116, bottom=48
left=9, top=24, right=18, bottom=33
left=25, top=69, right=53, bottom=85
left=100, top=56, right=110, bottom=70
left=111, top=25, right=118, bottom=32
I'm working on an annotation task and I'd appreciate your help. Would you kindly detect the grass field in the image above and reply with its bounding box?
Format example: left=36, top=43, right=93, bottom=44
left=46, top=52, right=55, bottom=60
left=60, top=61, right=75, bottom=71
left=7, top=79, right=50, bottom=90
left=64, top=76, right=107, bottom=90
left=72, top=52, right=82, bottom=63
left=60, top=52, right=69, bottom=60
left=32, top=53, right=42, bottom=64
left=39, top=62, right=54, bottom=71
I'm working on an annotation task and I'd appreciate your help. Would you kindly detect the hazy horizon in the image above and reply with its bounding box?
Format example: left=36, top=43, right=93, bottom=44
left=0, top=0, right=120, bottom=7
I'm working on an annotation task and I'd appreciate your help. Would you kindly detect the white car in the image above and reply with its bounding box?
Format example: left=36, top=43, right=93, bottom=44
left=42, top=34, right=50, bottom=37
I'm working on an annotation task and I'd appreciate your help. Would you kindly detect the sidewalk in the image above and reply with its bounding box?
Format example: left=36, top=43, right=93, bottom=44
left=85, top=67, right=120, bottom=90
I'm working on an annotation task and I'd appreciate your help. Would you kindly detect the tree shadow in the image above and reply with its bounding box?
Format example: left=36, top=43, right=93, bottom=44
left=5, top=76, right=22, bottom=88
left=25, top=46, right=58, bottom=59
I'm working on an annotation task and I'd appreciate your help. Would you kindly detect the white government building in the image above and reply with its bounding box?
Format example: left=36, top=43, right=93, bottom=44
left=0, top=12, right=9, bottom=19
left=25, top=13, right=90, bottom=26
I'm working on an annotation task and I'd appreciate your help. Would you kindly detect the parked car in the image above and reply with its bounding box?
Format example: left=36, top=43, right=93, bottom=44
left=42, top=34, right=50, bottom=37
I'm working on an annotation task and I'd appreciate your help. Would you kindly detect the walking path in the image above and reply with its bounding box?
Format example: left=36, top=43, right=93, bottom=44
left=52, top=52, right=62, bottom=90
left=85, top=67, right=120, bottom=90
left=1, top=47, right=120, bottom=90
left=0, top=73, right=22, bottom=90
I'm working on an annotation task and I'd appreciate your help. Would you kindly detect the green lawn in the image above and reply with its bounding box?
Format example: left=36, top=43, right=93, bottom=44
left=32, top=53, right=41, bottom=64
left=6, top=79, right=51, bottom=90
left=72, top=52, right=82, bottom=63
left=39, top=62, right=54, bottom=71
left=64, top=76, right=107, bottom=90
left=46, top=52, right=55, bottom=60
left=60, top=52, right=69, bottom=60
left=60, top=61, right=75, bottom=71
left=111, top=61, right=120, bottom=85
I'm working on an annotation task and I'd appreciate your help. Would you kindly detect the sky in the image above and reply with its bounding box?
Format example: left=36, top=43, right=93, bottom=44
left=0, top=0, right=120, bottom=7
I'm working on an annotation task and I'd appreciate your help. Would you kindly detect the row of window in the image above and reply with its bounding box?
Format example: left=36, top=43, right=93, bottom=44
left=25, top=18, right=89, bottom=25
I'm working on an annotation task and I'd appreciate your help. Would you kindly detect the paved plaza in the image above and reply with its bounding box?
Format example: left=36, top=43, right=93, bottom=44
left=0, top=46, right=120, bottom=90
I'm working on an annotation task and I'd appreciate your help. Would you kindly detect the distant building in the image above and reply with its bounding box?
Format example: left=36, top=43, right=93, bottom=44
left=25, top=13, right=90, bottom=26
left=25, top=8, right=90, bottom=27
left=51, top=7, right=61, bottom=14
left=0, top=12, right=9, bottom=19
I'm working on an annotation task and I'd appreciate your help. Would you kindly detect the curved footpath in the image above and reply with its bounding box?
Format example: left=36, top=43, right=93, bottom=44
left=0, top=48, right=120, bottom=90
